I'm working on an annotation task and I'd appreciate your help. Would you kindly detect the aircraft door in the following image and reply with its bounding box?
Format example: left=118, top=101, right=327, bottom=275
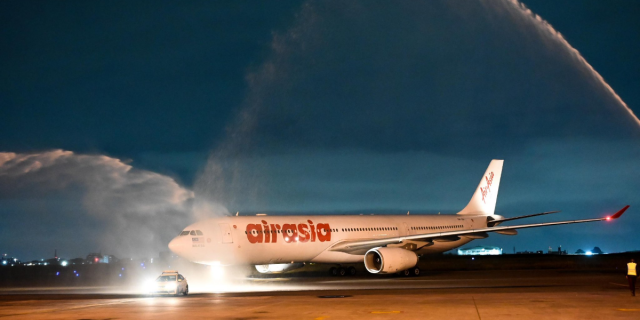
left=219, top=224, right=233, bottom=244
left=403, top=222, right=411, bottom=235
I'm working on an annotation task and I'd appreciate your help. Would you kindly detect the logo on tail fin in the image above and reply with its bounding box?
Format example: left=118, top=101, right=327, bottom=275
left=480, top=172, right=494, bottom=203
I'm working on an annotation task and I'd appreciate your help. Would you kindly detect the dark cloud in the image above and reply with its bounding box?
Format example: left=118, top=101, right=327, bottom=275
left=227, top=0, right=638, bottom=157
left=0, top=1, right=303, bottom=155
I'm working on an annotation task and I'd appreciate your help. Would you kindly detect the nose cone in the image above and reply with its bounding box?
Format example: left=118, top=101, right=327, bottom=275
left=168, top=236, right=187, bottom=257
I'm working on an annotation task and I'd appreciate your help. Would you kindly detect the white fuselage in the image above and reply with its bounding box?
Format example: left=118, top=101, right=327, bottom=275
left=168, top=214, right=490, bottom=266
left=167, top=160, right=627, bottom=272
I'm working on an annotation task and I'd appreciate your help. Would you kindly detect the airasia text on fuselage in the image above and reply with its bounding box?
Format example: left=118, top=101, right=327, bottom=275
left=246, top=220, right=332, bottom=244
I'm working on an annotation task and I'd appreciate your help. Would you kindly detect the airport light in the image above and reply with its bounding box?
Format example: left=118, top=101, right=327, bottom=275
left=144, top=279, right=155, bottom=293
left=585, top=251, right=593, bottom=256
left=1, top=261, right=6, bottom=265
left=61, top=260, right=68, bottom=267
left=164, top=282, right=177, bottom=291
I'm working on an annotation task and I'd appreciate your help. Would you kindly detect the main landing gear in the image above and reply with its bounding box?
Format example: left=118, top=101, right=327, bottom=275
left=401, top=267, right=421, bottom=277
left=329, top=266, right=357, bottom=276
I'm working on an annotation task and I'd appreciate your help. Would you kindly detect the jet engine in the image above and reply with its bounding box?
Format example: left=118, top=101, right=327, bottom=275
left=254, top=263, right=305, bottom=274
left=364, top=247, right=418, bottom=274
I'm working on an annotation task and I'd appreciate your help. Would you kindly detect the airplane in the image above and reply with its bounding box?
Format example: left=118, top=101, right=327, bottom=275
left=168, top=160, right=629, bottom=276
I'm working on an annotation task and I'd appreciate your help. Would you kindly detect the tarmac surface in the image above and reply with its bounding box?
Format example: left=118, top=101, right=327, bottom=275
left=1, top=270, right=639, bottom=319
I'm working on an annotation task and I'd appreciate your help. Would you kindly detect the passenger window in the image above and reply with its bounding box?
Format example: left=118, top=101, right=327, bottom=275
left=190, top=230, right=197, bottom=235
left=196, top=230, right=204, bottom=235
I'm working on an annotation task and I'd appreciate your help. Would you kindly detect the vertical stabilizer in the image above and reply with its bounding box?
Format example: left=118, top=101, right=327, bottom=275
left=457, top=160, right=503, bottom=216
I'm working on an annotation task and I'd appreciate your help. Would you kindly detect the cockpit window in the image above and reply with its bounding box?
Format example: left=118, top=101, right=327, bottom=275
left=196, top=230, right=203, bottom=235
left=180, top=231, right=190, bottom=236
left=190, top=230, right=197, bottom=235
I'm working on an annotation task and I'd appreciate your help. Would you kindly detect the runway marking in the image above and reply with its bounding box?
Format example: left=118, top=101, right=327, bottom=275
left=313, top=316, right=328, bottom=320
left=618, top=309, right=640, bottom=312
left=472, top=296, right=482, bottom=320
left=247, top=278, right=292, bottom=282
left=609, top=282, right=640, bottom=288
left=371, top=311, right=401, bottom=314
left=244, top=299, right=286, bottom=312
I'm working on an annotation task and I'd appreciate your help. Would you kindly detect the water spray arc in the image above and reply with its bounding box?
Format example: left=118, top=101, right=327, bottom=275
left=504, top=0, right=640, bottom=127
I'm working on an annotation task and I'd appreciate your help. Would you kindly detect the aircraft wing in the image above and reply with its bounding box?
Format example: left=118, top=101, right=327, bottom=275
left=328, top=205, right=629, bottom=255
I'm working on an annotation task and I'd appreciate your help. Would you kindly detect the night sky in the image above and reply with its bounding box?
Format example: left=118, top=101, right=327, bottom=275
left=1, top=0, right=639, bottom=260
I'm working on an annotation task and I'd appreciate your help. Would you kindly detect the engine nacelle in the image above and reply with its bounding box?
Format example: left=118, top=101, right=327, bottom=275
left=255, top=263, right=305, bottom=274
left=364, top=247, right=418, bottom=274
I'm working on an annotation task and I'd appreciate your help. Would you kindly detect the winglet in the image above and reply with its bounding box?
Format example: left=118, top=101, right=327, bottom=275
left=608, top=205, right=629, bottom=220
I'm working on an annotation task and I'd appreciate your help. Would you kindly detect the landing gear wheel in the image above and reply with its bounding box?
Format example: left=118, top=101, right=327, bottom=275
left=412, top=267, right=420, bottom=277
left=402, top=269, right=412, bottom=277
left=339, top=267, right=347, bottom=276
left=330, top=267, right=338, bottom=276
left=348, top=266, right=357, bottom=276
left=183, top=285, right=189, bottom=296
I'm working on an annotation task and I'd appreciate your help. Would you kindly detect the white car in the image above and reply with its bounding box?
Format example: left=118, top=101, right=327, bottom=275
left=149, top=270, right=188, bottom=296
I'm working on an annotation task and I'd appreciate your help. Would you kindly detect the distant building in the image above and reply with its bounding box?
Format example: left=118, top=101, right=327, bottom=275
left=86, top=253, right=116, bottom=263
left=87, top=253, right=103, bottom=263
left=458, top=246, right=502, bottom=255
left=547, top=245, right=567, bottom=255
left=1, top=254, right=20, bottom=266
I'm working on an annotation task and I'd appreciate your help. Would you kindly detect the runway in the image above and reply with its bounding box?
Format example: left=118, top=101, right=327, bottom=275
left=1, top=270, right=639, bottom=319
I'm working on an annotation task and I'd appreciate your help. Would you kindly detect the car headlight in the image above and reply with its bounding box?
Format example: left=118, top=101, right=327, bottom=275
left=145, top=280, right=157, bottom=292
